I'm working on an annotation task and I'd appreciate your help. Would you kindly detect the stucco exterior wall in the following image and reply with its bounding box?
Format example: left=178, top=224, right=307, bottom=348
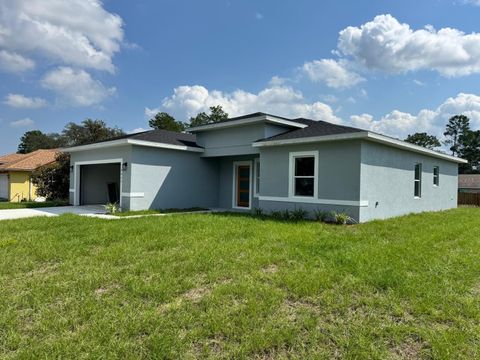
left=195, top=123, right=293, bottom=157
left=258, top=140, right=363, bottom=220
left=359, top=141, right=458, bottom=222
left=128, top=146, right=219, bottom=211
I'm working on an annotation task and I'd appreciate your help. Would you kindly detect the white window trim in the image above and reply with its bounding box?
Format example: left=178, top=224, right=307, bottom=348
left=232, top=160, right=253, bottom=210
left=288, top=151, right=319, bottom=199
left=253, top=158, right=260, bottom=198
left=433, top=166, right=440, bottom=187
left=73, top=158, right=124, bottom=208
left=414, top=163, right=422, bottom=199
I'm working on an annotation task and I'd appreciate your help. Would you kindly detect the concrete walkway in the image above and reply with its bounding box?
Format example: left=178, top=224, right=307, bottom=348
left=0, top=205, right=107, bottom=221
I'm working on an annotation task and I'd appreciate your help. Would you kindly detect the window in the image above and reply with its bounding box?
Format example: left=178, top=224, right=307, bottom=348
left=433, top=166, right=439, bottom=186
left=254, top=158, right=260, bottom=197
left=414, top=163, right=422, bottom=198
left=289, top=151, right=318, bottom=198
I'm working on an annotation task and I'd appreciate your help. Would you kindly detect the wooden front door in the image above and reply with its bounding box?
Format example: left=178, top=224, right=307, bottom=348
left=236, top=165, right=250, bottom=208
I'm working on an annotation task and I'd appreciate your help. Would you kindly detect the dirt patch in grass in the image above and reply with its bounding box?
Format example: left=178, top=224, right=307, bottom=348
left=261, top=264, right=278, bottom=274
left=388, top=337, right=429, bottom=359
left=94, top=284, right=121, bottom=296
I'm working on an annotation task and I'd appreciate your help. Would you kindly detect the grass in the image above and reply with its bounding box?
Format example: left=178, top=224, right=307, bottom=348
left=114, top=207, right=208, bottom=217
left=0, top=200, right=68, bottom=210
left=0, top=208, right=479, bottom=359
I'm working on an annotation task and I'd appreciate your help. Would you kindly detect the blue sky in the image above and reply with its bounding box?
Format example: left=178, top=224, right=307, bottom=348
left=2, top=0, right=480, bottom=153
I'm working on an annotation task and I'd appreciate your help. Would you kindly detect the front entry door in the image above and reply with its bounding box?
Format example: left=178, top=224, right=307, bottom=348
left=235, top=164, right=251, bottom=208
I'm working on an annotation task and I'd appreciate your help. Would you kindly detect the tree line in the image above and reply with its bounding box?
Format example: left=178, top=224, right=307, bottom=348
left=404, top=115, right=479, bottom=173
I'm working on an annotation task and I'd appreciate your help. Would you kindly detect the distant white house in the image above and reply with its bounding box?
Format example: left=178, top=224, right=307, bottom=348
left=64, top=112, right=467, bottom=222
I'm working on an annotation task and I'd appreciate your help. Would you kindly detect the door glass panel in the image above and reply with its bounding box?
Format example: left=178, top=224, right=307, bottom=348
left=239, top=167, right=250, bottom=178
left=239, top=180, right=249, bottom=190
left=236, top=165, right=250, bottom=207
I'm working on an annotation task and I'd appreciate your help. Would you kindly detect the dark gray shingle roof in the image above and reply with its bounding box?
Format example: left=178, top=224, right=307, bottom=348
left=256, top=118, right=365, bottom=142
left=91, top=129, right=201, bottom=148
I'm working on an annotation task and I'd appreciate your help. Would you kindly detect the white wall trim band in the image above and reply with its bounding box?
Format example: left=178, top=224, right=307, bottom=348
left=121, top=192, right=145, bottom=198
left=258, top=196, right=369, bottom=207
left=69, top=189, right=75, bottom=193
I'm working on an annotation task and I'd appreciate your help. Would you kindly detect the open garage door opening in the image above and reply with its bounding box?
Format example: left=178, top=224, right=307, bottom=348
left=80, top=163, right=120, bottom=205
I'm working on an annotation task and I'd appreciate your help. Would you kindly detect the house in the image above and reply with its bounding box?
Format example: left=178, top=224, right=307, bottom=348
left=458, top=174, right=480, bottom=193
left=0, top=149, right=60, bottom=202
left=65, top=113, right=466, bottom=222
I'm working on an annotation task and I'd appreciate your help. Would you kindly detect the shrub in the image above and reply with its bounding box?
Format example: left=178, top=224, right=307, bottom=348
left=313, top=209, right=330, bottom=222
left=270, top=210, right=283, bottom=220
left=31, top=153, right=70, bottom=201
left=332, top=211, right=354, bottom=225
left=103, top=202, right=120, bottom=214
left=291, top=208, right=308, bottom=221
left=252, top=207, right=264, bottom=217
left=282, top=209, right=292, bottom=220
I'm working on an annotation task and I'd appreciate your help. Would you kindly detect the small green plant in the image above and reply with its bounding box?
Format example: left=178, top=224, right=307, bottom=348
left=270, top=210, right=283, bottom=220
left=103, top=202, right=120, bottom=214
left=333, top=211, right=353, bottom=225
left=313, top=209, right=330, bottom=222
left=291, top=207, right=308, bottom=221
left=252, top=207, right=264, bottom=217
left=282, top=209, right=292, bottom=220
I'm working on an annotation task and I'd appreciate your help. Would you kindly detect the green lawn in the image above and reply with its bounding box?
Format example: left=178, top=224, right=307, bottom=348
left=114, top=207, right=208, bottom=217
left=0, top=209, right=479, bottom=359
left=0, top=200, right=68, bottom=210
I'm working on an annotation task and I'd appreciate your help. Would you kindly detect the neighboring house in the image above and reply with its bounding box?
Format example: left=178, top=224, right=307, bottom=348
left=0, top=149, right=59, bottom=202
left=458, top=174, right=480, bottom=193
left=65, top=113, right=466, bottom=222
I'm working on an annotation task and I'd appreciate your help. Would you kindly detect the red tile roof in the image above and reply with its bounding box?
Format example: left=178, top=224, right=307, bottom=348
left=0, top=149, right=60, bottom=171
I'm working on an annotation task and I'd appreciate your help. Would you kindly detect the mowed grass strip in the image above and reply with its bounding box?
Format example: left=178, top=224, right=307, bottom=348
left=0, top=209, right=479, bottom=359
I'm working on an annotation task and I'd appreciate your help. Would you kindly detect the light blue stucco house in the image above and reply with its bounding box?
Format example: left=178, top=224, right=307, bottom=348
left=65, top=112, right=467, bottom=222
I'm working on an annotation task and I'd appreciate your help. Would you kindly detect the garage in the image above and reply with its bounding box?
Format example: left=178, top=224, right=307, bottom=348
left=79, top=163, right=120, bottom=205
left=0, top=174, right=8, bottom=200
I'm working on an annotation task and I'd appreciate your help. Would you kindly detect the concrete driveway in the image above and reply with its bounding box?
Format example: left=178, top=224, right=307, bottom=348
left=0, top=205, right=107, bottom=221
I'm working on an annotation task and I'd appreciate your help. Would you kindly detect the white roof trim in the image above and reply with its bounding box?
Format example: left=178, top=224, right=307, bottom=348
left=188, top=114, right=307, bottom=132
left=63, top=138, right=204, bottom=153
left=253, top=131, right=467, bottom=164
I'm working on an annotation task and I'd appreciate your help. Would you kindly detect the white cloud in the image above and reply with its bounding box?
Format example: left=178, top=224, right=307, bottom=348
left=0, top=0, right=124, bottom=73
left=337, top=14, right=480, bottom=77
left=255, top=12, right=264, bottom=20
left=41, top=67, right=116, bottom=107
left=349, top=93, right=480, bottom=139
left=302, top=59, right=364, bottom=89
left=129, top=127, right=148, bottom=134
left=4, top=93, right=47, bottom=108
left=10, top=118, right=34, bottom=127
left=413, top=79, right=426, bottom=86
left=460, top=0, right=480, bottom=5
left=147, top=84, right=341, bottom=123
left=0, top=50, right=34, bottom=73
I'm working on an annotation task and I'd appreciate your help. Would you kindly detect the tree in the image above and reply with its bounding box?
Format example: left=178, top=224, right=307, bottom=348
left=404, top=132, right=441, bottom=149
left=444, top=115, right=470, bottom=156
left=62, top=119, right=124, bottom=146
left=189, top=105, right=228, bottom=127
left=149, top=112, right=185, bottom=132
left=458, top=130, right=480, bottom=174
left=17, top=130, right=65, bottom=154
left=31, top=153, right=70, bottom=200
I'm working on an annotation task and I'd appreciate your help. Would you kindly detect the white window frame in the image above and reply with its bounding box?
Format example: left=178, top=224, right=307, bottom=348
left=288, top=151, right=319, bottom=199
left=433, top=166, right=440, bottom=187
left=232, top=160, right=253, bottom=210
left=253, top=158, right=260, bottom=198
left=414, top=163, right=422, bottom=199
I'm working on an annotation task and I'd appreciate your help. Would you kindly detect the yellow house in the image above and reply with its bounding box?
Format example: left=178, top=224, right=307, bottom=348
left=0, top=150, right=59, bottom=202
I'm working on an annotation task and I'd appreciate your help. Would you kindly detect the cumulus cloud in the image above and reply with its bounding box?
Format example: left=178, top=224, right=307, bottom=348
left=349, top=93, right=480, bottom=139
left=4, top=94, right=47, bottom=108
left=10, top=118, right=34, bottom=127
left=0, top=0, right=124, bottom=73
left=337, top=14, right=480, bottom=77
left=302, top=59, right=364, bottom=89
left=0, top=50, right=34, bottom=73
left=146, top=85, right=341, bottom=123
left=41, top=67, right=116, bottom=107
